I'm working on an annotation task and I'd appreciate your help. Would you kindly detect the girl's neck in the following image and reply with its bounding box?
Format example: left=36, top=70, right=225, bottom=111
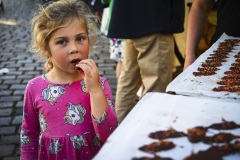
left=45, top=69, right=84, bottom=84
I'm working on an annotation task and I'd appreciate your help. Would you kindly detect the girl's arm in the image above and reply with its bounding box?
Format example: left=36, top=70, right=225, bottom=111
left=76, top=59, right=118, bottom=141
left=91, top=77, right=118, bottom=142
left=20, top=84, right=40, bottom=160
left=77, top=59, right=109, bottom=119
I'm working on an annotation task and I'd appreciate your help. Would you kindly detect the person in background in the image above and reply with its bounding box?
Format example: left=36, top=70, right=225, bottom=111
left=84, top=0, right=106, bottom=21
left=184, top=0, right=240, bottom=70
left=20, top=0, right=118, bottom=159
left=107, top=0, right=185, bottom=123
left=101, top=0, right=124, bottom=79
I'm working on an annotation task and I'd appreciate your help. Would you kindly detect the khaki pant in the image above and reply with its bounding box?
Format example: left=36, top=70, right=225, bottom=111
left=115, top=33, right=174, bottom=123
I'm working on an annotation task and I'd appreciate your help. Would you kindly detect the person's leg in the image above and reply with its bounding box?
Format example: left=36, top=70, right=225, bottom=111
left=115, top=39, right=142, bottom=123
left=136, top=33, right=174, bottom=97
left=116, top=60, right=122, bottom=79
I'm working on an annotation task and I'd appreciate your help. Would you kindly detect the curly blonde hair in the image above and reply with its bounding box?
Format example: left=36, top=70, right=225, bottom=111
left=30, top=0, right=100, bottom=72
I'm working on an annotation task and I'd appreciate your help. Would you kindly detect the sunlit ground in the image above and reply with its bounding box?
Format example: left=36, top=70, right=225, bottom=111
left=0, top=19, right=17, bottom=25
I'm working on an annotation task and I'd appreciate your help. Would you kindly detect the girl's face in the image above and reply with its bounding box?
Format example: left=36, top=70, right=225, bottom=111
left=47, top=20, right=89, bottom=75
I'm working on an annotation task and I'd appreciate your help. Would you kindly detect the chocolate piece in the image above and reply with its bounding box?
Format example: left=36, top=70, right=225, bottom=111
left=74, top=66, right=81, bottom=70
left=139, top=141, right=175, bottom=153
left=184, top=143, right=236, bottom=160
left=208, top=119, right=240, bottom=130
left=202, top=133, right=239, bottom=144
left=197, top=67, right=219, bottom=72
left=187, top=127, right=207, bottom=143
left=217, top=80, right=240, bottom=86
left=212, top=86, right=240, bottom=92
left=148, top=128, right=186, bottom=140
left=193, top=71, right=216, bottom=76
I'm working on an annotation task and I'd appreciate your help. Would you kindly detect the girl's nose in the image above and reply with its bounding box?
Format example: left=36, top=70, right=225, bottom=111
left=69, top=42, right=79, bottom=54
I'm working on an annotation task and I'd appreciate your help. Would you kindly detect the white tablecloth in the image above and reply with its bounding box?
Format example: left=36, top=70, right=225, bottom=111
left=94, top=93, right=240, bottom=160
left=166, top=35, right=240, bottom=100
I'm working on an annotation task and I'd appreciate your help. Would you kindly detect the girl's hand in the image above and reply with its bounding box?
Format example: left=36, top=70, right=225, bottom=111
left=75, top=59, right=101, bottom=92
left=76, top=59, right=108, bottom=119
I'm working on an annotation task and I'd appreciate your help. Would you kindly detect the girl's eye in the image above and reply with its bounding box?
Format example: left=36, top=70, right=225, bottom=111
left=56, top=39, right=67, bottom=45
left=76, top=36, right=86, bottom=42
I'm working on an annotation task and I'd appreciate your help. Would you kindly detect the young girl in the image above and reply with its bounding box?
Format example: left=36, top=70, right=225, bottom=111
left=20, top=0, right=118, bottom=159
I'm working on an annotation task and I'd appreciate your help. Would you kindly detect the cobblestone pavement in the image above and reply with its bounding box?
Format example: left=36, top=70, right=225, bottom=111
left=0, top=0, right=117, bottom=159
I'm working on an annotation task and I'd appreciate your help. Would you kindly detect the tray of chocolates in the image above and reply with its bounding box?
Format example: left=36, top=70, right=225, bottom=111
left=94, top=93, right=240, bottom=160
left=166, top=34, right=240, bottom=101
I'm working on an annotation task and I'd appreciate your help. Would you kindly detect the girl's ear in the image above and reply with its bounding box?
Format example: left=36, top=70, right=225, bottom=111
left=42, top=46, right=51, bottom=57
left=44, top=51, right=49, bottom=57
left=43, top=50, right=52, bottom=59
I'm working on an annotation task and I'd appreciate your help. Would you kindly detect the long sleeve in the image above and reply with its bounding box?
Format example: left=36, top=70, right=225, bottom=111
left=20, top=83, right=40, bottom=160
left=91, top=78, right=118, bottom=142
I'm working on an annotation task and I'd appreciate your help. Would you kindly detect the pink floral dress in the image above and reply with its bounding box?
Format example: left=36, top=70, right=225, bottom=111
left=20, top=75, right=118, bottom=160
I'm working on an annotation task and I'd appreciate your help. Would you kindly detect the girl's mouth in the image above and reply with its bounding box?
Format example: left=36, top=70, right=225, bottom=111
left=71, top=59, right=81, bottom=70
